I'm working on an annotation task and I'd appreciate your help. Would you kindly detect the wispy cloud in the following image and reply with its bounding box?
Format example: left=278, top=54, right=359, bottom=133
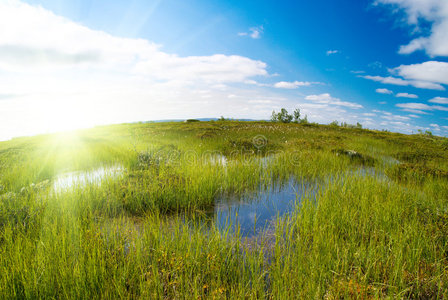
left=326, top=50, right=339, bottom=56
left=274, top=81, right=312, bottom=89
left=376, top=0, right=448, bottom=57
left=375, top=88, right=393, bottom=94
left=392, top=62, right=448, bottom=88
left=396, top=92, right=418, bottom=99
left=361, top=75, right=408, bottom=86
left=429, top=97, right=448, bottom=104
left=305, top=93, right=363, bottom=109
left=238, top=26, right=264, bottom=39
left=396, top=102, right=448, bottom=113
left=381, top=114, right=410, bottom=121
left=359, top=75, right=445, bottom=90
left=430, top=124, right=441, bottom=131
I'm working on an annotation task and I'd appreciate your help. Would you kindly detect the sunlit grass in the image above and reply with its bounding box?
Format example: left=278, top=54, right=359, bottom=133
left=0, top=121, right=447, bottom=298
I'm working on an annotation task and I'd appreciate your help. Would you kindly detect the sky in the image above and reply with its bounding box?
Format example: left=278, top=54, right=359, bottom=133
left=0, top=0, right=448, bottom=140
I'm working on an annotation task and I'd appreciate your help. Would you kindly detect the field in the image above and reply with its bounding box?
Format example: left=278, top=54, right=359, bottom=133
left=1, top=120, right=447, bottom=298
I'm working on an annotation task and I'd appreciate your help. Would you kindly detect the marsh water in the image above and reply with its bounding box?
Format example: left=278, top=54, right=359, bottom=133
left=53, top=165, right=123, bottom=191
left=213, top=177, right=316, bottom=237
left=51, top=155, right=390, bottom=238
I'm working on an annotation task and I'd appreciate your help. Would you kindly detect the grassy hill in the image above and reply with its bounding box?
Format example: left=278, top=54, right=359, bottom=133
left=1, top=121, right=447, bottom=298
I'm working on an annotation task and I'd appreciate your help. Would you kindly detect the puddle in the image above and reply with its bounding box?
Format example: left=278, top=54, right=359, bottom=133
left=53, top=165, right=123, bottom=191
left=213, top=177, right=317, bottom=238
left=211, top=166, right=389, bottom=238
left=50, top=162, right=386, bottom=241
left=353, top=166, right=386, bottom=178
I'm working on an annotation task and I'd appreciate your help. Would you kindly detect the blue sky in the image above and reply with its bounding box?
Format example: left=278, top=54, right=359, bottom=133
left=0, top=0, right=447, bottom=140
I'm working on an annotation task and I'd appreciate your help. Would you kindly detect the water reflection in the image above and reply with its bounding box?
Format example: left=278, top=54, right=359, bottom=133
left=53, top=165, right=123, bottom=191
left=213, top=177, right=316, bottom=237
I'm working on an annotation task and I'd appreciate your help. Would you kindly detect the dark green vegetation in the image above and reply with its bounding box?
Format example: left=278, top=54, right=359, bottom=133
left=270, top=108, right=304, bottom=123
left=0, top=121, right=447, bottom=298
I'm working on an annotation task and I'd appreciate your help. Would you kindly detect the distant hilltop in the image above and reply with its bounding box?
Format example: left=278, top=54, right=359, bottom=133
left=142, top=118, right=259, bottom=123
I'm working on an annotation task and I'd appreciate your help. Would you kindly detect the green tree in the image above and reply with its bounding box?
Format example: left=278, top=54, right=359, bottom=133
left=293, top=108, right=301, bottom=123
left=271, top=108, right=293, bottom=123
left=300, top=114, right=308, bottom=124
left=271, top=110, right=278, bottom=122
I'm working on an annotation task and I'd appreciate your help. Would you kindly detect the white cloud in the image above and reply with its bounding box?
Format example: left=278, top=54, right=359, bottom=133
left=429, top=96, right=448, bottom=104
left=326, top=50, right=339, bottom=56
left=381, top=114, right=410, bottom=121
left=398, top=38, right=427, bottom=55
left=359, top=61, right=448, bottom=93
left=376, top=88, right=393, bottom=94
left=360, top=75, right=445, bottom=90
left=392, top=61, right=448, bottom=86
left=0, top=0, right=374, bottom=140
left=402, top=109, right=430, bottom=115
left=239, top=26, right=264, bottom=39
left=430, top=124, right=441, bottom=131
left=305, top=93, right=363, bottom=109
left=362, top=75, right=407, bottom=85
left=0, top=1, right=278, bottom=140
left=396, top=102, right=448, bottom=112
left=396, top=92, right=418, bottom=98
left=405, top=80, right=445, bottom=90
left=133, top=54, right=268, bottom=83
left=396, top=103, right=431, bottom=110
left=274, top=81, right=312, bottom=89
left=376, top=0, right=448, bottom=57
left=0, top=2, right=268, bottom=82
left=0, top=1, right=443, bottom=139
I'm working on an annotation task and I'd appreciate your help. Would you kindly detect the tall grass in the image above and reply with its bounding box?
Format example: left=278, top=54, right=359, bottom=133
left=0, top=121, right=447, bottom=298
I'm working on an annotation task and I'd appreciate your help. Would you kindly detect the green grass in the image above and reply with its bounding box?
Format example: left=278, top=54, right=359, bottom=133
left=0, top=121, right=447, bottom=298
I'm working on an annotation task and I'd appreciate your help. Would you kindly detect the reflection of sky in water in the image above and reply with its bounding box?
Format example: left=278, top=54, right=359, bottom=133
left=214, top=164, right=390, bottom=238
left=214, top=178, right=316, bottom=237
left=53, top=166, right=123, bottom=190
